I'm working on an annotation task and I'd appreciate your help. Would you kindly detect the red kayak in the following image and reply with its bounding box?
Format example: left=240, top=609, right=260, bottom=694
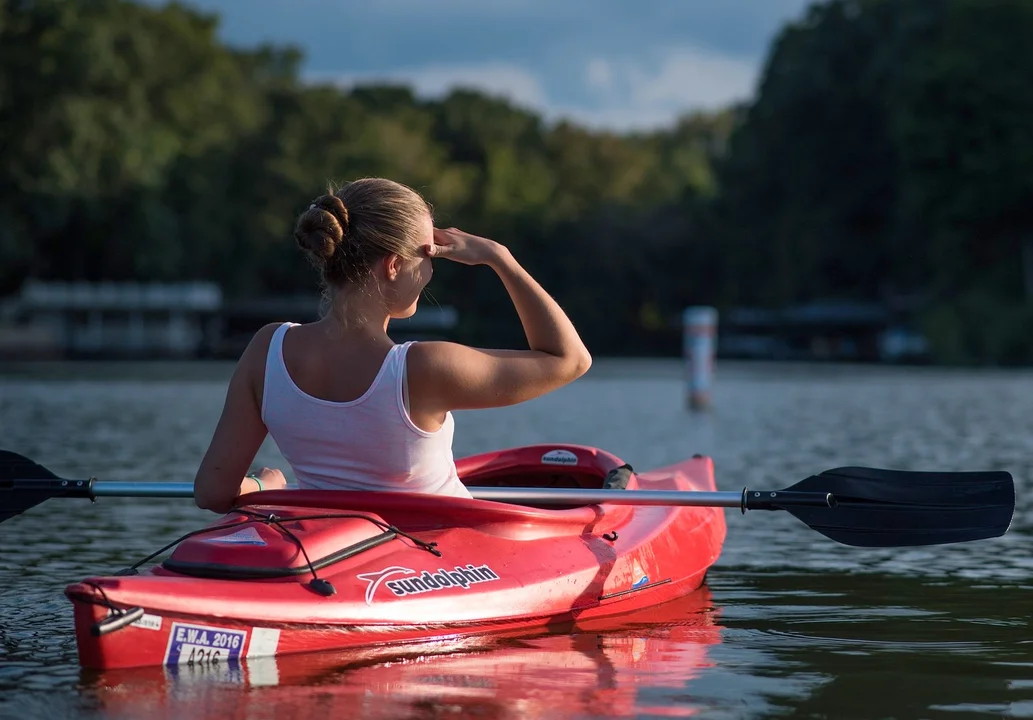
left=64, top=443, right=727, bottom=670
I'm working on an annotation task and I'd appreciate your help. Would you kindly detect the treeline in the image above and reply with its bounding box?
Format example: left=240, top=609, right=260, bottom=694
left=2, top=0, right=1032, bottom=362
left=714, top=0, right=1033, bottom=365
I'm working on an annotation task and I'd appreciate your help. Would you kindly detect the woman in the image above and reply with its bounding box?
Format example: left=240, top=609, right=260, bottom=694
left=193, top=177, right=592, bottom=513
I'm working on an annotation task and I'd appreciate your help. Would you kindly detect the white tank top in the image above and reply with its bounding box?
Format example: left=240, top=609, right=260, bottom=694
left=260, top=322, right=471, bottom=498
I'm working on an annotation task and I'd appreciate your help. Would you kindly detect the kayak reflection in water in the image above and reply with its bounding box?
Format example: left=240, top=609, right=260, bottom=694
left=193, top=177, right=592, bottom=513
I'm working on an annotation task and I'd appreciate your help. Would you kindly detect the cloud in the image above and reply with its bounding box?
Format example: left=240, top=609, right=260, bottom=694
left=369, top=0, right=550, bottom=13
left=585, top=59, right=614, bottom=92
left=140, top=0, right=810, bottom=133
left=572, top=45, right=758, bottom=130
left=625, top=46, right=758, bottom=111
left=316, top=62, right=547, bottom=110
left=311, top=43, right=758, bottom=132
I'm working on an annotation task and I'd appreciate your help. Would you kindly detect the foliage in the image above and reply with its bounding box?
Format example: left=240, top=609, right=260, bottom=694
left=714, top=0, right=1033, bottom=363
left=2, top=0, right=1032, bottom=362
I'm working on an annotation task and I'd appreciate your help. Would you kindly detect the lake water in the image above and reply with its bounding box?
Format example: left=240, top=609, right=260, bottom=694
left=1, top=359, right=1031, bottom=719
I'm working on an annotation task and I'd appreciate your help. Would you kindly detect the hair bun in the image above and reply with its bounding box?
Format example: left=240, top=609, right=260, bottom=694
left=292, top=178, right=430, bottom=290
left=293, top=194, right=350, bottom=261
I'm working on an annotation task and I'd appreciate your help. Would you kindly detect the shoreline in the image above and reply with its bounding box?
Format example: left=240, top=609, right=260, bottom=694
left=3, top=356, right=1033, bottom=382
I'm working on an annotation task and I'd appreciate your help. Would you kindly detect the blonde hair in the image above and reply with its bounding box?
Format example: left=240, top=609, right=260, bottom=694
left=293, top=178, right=431, bottom=289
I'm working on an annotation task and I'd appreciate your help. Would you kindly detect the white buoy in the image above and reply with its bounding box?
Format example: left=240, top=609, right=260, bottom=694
left=683, top=306, right=718, bottom=411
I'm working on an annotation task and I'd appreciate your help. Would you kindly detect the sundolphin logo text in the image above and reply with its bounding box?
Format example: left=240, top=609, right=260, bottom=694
left=386, top=565, right=500, bottom=598
left=356, top=566, right=416, bottom=606
left=357, top=564, right=501, bottom=603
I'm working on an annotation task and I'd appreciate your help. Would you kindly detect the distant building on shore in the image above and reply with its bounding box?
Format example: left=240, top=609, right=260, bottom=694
left=717, top=299, right=930, bottom=363
left=0, top=281, right=458, bottom=360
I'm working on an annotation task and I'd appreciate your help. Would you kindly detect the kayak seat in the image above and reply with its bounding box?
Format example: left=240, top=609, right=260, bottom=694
left=455, top=444, right=639, bottom=493
left=601, top=464, right=634, bottom=490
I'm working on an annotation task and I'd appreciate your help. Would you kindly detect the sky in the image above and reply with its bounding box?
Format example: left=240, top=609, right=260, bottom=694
left=152, top=0, right=816, bottom=132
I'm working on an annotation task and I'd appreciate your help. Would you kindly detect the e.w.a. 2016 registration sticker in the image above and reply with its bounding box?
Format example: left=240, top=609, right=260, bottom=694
left=164, top=622, right=247, bottom=666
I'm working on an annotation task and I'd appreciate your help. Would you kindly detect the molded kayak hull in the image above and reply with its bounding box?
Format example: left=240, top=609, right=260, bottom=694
left=64, top=444, right=727, bottom=669
left=86, top=590, right=722, bottom=718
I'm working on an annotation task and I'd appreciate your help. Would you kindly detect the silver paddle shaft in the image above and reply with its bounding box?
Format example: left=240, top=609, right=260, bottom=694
left=88, top=481, right=750, bottom=507
left=469, top=487, right=746, bottom=506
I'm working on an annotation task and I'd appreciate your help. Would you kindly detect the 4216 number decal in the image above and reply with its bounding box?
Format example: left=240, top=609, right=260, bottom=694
left=164, top=622, right=247, bottom=666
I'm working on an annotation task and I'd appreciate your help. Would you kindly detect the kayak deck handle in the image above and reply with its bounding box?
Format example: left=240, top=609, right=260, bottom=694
left=91, top=606, right=145, bottom=637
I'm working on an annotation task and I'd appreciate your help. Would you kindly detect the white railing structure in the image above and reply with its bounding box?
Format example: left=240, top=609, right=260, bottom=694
left=12, top=280, right=223, bottom=358
left=3, top=281, right=460, bottom=359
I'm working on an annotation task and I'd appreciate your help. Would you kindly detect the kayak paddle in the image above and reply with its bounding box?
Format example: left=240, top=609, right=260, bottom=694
left=0, top=450, right=1014, bottom=548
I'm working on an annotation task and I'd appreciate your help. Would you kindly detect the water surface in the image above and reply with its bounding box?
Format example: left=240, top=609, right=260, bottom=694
left=1, top=360, right=1031, bottom=718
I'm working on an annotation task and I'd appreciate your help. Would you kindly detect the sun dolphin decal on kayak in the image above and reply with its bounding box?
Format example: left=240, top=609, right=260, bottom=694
left=358, top=564, right=502, bottom=604
left=541, top=449, right=578, bottom=466
left=356, top=566, right=416, bottom=606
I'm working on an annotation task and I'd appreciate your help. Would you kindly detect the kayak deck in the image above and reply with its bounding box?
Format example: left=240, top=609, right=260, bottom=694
left=65, top=444, right=727, bottom=669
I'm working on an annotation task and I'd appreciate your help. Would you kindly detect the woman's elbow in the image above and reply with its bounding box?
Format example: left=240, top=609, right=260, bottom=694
left=565, top=349, right=592, bottom=381
left=194, top=482, right=232, bottom=514
left=193, top=491, right=219, bottom=513
left=576, top=350, right=592, bottom=377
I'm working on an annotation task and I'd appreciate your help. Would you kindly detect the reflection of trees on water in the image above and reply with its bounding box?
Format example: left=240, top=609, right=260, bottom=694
left=705, top=571, right=1032, bottom=719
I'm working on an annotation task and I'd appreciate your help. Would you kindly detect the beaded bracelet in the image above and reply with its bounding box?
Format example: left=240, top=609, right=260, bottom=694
left=245, top=472, right=264, bottom=491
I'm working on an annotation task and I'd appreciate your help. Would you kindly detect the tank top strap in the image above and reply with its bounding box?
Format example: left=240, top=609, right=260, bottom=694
left=262, top=322, right=297, bottom=422
left=373, top=340, right=415, bottom=406
left=387, top=341, right=417, bottom=412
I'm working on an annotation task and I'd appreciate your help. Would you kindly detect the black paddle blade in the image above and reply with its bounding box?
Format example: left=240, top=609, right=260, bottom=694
left=0, top=451, right=92, bottom=523
left=779, top=466, right=1016, bottom=547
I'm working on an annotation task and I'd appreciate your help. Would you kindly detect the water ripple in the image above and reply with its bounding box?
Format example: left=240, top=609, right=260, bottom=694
left=3, top=360, right=1033, bottom=719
